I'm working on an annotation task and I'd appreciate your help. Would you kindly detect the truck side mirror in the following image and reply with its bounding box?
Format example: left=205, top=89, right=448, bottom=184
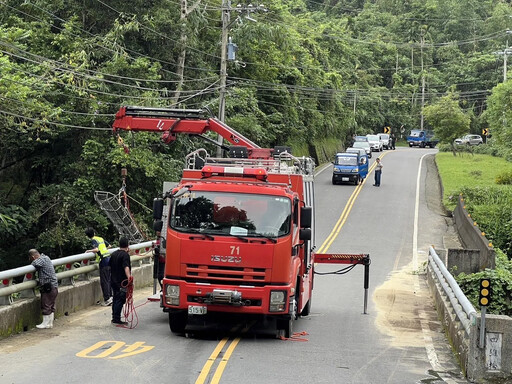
left=301, top=207, right=312, bottom=228
left=153, top=220, right=163, bottom=232
left=153, top=198, right=164, bottom=220
left=299, top=228, right=311, bottom=241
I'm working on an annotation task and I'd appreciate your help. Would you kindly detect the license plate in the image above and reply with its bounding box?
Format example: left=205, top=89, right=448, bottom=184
left=342, top=177, right=349, bottom=182
left=188, top=305, right=207, bottom=315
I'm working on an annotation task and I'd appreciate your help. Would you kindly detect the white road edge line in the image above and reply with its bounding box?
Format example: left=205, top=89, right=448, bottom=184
left=316, top=162, right=332, bottom=176
left=414, top=153, right=458, bottom=384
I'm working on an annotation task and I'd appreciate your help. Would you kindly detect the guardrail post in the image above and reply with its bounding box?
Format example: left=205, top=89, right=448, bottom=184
left=19, top=272, right=37, bottom=298
left=0, top=278, right=14, bottom=305
left=60, top=262, right=77, bottom=286
left=131, top=249, right=142, bottom=267
left=80, top=259, right=93, bottom=281
left=141, top=246, right=152, bottom=264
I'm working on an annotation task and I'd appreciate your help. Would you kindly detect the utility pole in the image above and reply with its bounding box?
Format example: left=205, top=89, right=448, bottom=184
left=494, top=30, right=512, bottom=82
left=218, top=0, right=230, bottom=126
left=420, top=33, right=425, bottom=131
left=216, top=2, right=266, bottom=157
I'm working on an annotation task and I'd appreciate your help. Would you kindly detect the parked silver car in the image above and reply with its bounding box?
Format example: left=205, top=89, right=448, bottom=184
left=454, top=134, right=483, bottom=146
left=352, top=141, right=372, bottom=158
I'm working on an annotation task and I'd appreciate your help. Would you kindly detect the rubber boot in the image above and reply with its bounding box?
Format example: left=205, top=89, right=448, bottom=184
left=36, top=314, right=51, bottom=329
left=48, top=313, right=54, bottom=328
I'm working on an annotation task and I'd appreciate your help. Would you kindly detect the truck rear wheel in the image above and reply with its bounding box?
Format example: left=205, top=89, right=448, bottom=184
left=168, top=310, right=188, bottom=333
left=420, top=142, right=425, bottom=148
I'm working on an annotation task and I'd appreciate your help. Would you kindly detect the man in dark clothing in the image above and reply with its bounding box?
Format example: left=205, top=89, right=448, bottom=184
left=85, top=227, right=112, bottom=306
left=109, top=237, right=132, bottom=325
left=29, top=249, right=58, bottom=329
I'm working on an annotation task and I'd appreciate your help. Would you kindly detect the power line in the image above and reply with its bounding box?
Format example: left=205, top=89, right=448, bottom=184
left=94, top=0, right=220, bottom=59
left=0, top=108, right=111, bottom=130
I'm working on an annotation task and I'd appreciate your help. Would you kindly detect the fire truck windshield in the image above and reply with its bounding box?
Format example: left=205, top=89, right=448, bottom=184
left=170, top=192, right=292, bottom=238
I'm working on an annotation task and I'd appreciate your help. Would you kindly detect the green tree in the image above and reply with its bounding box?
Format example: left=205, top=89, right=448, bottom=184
left=485, top=80, right=512, bottom=160
left=423, top=91, right=471, bottom=155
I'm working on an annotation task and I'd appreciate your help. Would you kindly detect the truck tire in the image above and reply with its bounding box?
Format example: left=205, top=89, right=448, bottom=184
left=276, top=316, right=293, bottom=339
left=354, top=176, right=359, bottom=185
left=276, top=293, right=297, bottom=339
left=409, top=142, right=413, bottom=147
left=332, top=177, right=337, bottom=185
left=420, top=142, right=425, bottom=148
left=168, top=310, right=188, bottom=333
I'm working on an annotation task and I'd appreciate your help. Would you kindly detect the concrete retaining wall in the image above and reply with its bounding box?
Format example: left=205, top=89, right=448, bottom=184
left=0, top=262, right=154, bottom=339
left=452, top=195, right=495, bottom=271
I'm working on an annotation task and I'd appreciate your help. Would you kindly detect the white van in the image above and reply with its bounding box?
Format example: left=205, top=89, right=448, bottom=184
left=378, top=133, right=390, bottom=150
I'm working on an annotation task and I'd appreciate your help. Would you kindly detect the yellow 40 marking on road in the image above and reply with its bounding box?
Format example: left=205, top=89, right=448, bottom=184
left=76, top=341, right=154, bottom=359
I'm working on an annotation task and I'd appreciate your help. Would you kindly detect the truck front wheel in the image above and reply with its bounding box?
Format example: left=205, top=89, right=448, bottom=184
left=276, top=295, right=297, bottom=339
left=409, top=142, right=413, bottom=147
left=420, top=142, right=425, bottom=148
left=168, top=310, right=188, bottom=333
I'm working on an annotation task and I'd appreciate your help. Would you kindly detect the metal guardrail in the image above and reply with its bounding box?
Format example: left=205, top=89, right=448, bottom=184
left=428, top=246, right=477, bottom=334
left=0, top=241, right=155, bottom=304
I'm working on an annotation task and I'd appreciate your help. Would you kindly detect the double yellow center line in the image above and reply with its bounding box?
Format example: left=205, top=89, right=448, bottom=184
left=195, top=322, right=254, bottom=384
left=317, top=153, right=387, bottom=254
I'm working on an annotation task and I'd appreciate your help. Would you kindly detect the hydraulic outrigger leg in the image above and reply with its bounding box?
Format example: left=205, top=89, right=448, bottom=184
left=315, top=253, right=371, bottom=314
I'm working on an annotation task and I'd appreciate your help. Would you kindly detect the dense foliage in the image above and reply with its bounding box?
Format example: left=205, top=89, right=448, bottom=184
left=1, top=0, right=512, bottom=269
left=456, top=249, right=512, bottom=316
left=458, top=186, right=512, bottom=259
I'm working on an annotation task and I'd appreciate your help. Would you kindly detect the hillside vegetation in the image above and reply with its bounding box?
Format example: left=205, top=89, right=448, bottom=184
left=1, top=0, right=512, bottom=269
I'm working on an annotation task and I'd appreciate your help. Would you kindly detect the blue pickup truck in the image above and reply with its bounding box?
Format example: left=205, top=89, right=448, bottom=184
left=407, top=130, right=439, bottom=148
left=332, top=151, right=369, bottom=185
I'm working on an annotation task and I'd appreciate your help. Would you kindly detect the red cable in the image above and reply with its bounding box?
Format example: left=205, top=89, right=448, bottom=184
left=119, top=279, right=137, bottom=329
left=278, top=331, right=309, bottom=342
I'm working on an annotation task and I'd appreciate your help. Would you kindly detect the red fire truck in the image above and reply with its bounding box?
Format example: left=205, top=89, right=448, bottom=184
left=113, top=106, right=316, bottom=337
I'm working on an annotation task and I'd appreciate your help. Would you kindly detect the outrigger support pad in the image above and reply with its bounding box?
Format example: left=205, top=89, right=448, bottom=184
left=315, top=253, right=371, bottom=314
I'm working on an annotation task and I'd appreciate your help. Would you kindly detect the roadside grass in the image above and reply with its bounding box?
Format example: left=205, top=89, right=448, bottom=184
left=435, top=152, right=512, bottom=211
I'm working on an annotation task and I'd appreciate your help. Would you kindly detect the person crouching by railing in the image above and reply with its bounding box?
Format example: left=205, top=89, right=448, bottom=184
left=29, top=249, right=58, bottom=329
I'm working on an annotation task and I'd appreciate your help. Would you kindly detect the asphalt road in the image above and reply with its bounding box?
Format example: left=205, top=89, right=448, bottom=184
left=0, top=147, right=470, bottom=384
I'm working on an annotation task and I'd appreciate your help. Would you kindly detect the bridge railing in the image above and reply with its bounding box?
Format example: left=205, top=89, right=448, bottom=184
left=0, top=241, right=156, bottom=305
left=428, top=245, right=476, bottom=334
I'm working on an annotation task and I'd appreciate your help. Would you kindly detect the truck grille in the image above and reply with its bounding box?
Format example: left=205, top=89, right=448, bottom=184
left=185, top=264, right=268, bottom=285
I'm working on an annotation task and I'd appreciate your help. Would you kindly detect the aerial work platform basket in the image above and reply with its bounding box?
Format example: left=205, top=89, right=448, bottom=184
left=94, top=190, right=146, bottom=243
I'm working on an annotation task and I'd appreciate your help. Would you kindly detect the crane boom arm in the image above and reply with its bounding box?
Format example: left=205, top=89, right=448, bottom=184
left=113, top=106, right=260, bottom=149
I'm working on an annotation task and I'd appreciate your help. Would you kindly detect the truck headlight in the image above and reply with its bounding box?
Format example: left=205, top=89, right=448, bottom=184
left=351, top=168, right=359, bottom=173
left=269, top=290, right=286, bottom=312
left=165, top=284, right=180, bottom=306
left=333, top=168, right=340, bottom=173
